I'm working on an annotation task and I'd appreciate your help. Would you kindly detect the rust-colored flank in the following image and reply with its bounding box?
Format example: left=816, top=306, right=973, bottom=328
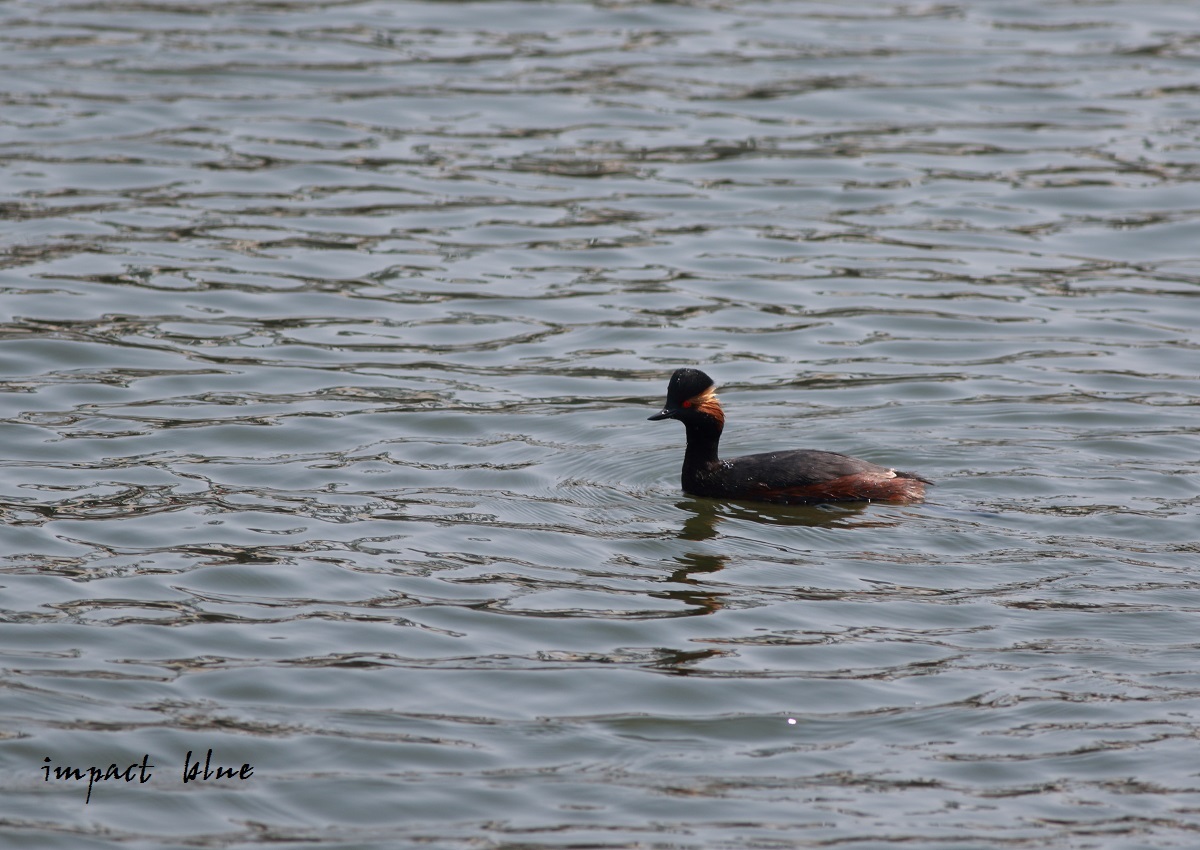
left=751, top=470, right=929, bottom=505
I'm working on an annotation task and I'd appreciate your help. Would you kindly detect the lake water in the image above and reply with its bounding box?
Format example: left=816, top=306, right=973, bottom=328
left=3, top=1, right=1200, bottom=847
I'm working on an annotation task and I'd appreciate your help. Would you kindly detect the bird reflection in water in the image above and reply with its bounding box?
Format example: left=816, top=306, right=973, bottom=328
left=660, top=498, right=909, bottom=619
left=676, top=496, right=898, bottom=542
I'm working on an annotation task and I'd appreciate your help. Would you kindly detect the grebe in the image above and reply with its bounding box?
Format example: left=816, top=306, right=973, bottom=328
left=649, top=368, right=931, bottom=504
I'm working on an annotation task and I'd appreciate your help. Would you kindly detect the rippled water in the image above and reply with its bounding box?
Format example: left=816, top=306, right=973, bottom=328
left=3, top=0, right=1200, bottom=847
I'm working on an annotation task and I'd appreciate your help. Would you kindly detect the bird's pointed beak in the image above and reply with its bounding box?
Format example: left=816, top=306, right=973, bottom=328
left=648, top=408, right=676, bottom=421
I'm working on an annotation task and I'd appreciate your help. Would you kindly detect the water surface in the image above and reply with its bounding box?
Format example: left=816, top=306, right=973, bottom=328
left=2, top=1, right=1200, bottom=847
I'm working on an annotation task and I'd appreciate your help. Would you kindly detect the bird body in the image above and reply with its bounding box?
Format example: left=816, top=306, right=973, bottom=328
left=649, top=368, right=930, bottom=504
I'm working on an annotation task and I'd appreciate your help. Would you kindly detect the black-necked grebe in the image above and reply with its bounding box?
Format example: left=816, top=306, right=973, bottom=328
left=649, top=368, right=931, bottom=504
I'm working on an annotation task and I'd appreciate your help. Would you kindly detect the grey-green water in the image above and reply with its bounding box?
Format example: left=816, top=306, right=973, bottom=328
left=2, top=1, right=1200, bottom=847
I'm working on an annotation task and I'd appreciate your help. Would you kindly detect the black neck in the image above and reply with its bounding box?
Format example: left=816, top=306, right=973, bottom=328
left=682, top=415, right=722, bottom=469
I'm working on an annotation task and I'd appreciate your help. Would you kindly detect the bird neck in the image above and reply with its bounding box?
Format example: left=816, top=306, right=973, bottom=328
left=682, top=414, right=723, bottom=469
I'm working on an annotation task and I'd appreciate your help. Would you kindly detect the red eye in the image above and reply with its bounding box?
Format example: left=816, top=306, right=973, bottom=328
left=682, top=400, right=692, bottom=408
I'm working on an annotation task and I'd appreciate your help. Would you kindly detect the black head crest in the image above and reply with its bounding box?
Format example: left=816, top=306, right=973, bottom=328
left=664, top=368, right=715, bottom=406
left=648, top=368, right=717, bottom=421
